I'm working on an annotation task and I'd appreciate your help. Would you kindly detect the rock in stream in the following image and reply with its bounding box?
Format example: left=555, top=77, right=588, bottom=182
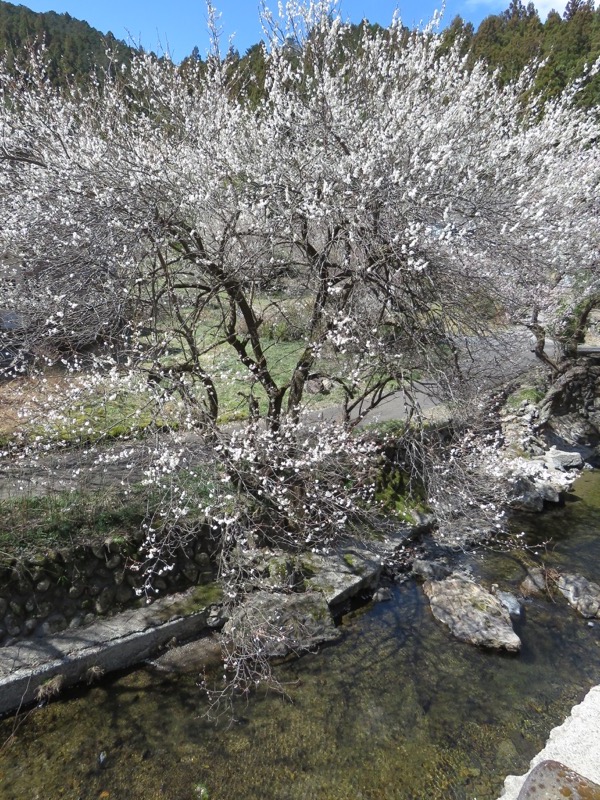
left=423, top=575, right=521, bottom=652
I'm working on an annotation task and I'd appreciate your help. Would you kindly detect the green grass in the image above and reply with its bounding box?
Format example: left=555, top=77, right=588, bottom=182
left=0, top=487, right=149, bottom=563
left=0, top=296, right=405, bottom=448
left=51, top=391, right=179, bottom=444
left=0, top=462, right=220, bottom=564
left=505, top=385, right=545, bottom=410
left=0, top=375, right=183, bottom=450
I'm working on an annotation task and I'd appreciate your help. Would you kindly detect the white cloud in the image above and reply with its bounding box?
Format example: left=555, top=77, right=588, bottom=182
left=534, top=0, right=567, bottom=19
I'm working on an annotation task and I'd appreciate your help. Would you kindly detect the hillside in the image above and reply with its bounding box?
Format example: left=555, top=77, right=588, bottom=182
left=0, top=0, right=136, bottom=85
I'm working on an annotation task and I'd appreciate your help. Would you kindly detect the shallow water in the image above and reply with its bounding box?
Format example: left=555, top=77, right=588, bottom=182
left=2, top=473, right=600, bottom=800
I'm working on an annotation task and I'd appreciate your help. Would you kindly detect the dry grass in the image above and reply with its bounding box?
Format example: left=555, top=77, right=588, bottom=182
left=0, top=371, right=80, bottom=438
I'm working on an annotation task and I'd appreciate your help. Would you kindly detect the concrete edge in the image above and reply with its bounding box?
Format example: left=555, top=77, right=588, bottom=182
left=0, top=605, right=215, bottom=717
left=499, top=684, right=600, bottom=798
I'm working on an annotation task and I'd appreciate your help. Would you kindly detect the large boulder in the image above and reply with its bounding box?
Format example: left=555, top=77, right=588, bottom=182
left=423, top=575, right=521, bottom=652
left=557, top=574, right=600, bottom=618
left=545, top=446, right=584, bottom=471
left=230, top=530, right=413, bottom=605
left=504, top=456, right=574, bottom=512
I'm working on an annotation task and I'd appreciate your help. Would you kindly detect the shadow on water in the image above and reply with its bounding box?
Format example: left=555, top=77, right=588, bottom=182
left=2, top=473, right=600, bottom=799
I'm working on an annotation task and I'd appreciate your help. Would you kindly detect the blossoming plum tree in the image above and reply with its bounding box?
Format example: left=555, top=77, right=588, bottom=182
left=0, top=0, right=598, bottom=699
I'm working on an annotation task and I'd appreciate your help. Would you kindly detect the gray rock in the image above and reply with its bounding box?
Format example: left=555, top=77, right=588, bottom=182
left=411, top=511, right=437, bottom=532
left=508, top=477, right=545, bottom=512
left=423, top=575, right=521, bottom=652
left=412, top=559, right=451, bottom=582
left=207, top=607, right=226, bottom=628
left=545, top=447, right=584, bottom=471
left=23, top=618, right=37, bottom=635
left=91, top=543, right=107, bottom=560
left=306, top=378, right=331, bottom=395
left=372, top=587, right=393, bottom=603
left=149, top=635, right=222, bottom=674
left=126, top=572, right=142, bottom=589
left=231, top=548, right=300, bottom=591
left=34, top=601, right=54, bottom=619
left=181, top=565, right=199, bottom=584
left=544, top=411, right=600, bottom=450
left=94, top=588, right=115, bottom=615
left=113, top=569, right=126, bottom=586
left=557, top=574, right=600, bottom=618
left=35, top=578, right=51, bottom=593
left=302, top=549, right=382, bottom=607
left=116, top=584, right=135, bottom=604
left=39, top=614, right=68, bottom=636
left=0, top=597, right=7, bottom=616
left=105, top=554, right=122, bottom=570
left=520, top=568, right=547, bottom=597
left=536, top=482, right=562, bottom=504
left=16, top=579, right=32, bottom=595
left=194, top=552, right=211, bottom=568
left=88, top=581, right=103, bottom=597
left=224, top=590, right=340, bottom=658
left=105, top=538, right=123, bottom=554
left=496, top=738, right=519, bottom=771
left=493, top=589, right=522, bottom=619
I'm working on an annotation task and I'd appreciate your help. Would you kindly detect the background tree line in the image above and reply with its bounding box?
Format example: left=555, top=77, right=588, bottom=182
left=0, top=0, right=135, bottom=85
left=0, top=0, right=598, bottom=104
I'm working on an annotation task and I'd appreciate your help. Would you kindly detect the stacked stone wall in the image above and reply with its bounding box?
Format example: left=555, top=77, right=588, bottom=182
left=0, top=526, right=215, bottom=643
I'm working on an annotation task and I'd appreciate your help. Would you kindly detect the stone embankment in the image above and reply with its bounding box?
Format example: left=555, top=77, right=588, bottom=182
left=0, top=527, right=414, bottom=716
left=0, top=527, right=215, bottom=644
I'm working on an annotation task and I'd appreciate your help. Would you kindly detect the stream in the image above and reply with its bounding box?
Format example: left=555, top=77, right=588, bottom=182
left=1, top=472, right=600, bottom=800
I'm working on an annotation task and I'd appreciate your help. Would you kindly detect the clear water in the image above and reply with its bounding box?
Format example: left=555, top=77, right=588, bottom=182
left=2, top=473, right=600, bottom=800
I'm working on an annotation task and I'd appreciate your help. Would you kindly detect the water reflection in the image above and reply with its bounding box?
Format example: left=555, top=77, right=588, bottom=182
left=2, top=474, right=600, bottom=799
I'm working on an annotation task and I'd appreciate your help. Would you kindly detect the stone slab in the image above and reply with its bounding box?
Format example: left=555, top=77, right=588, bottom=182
left=302, top=549, right=382, bottom=606
left=223, top=590, right=341, bottom=658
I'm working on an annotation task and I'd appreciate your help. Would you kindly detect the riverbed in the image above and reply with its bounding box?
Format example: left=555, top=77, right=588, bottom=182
left=1, top=473, right=600, bottom=800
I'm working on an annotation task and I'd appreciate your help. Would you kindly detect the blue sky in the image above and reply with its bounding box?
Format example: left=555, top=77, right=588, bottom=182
left=21, top=0, right=567, bottom=61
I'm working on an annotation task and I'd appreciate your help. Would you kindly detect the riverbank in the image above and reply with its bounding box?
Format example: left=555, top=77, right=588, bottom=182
left=2, top=469, right=600, bottom=799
